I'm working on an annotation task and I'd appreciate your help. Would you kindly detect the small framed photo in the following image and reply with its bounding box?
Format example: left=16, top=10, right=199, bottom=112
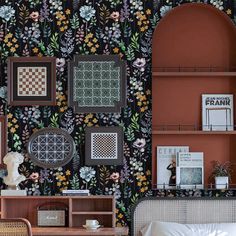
left=85, top=127, right=124, bottom=166
left=8, top=57, right=56, bottom=106
left=0, top=116, right=6, bottom=164
left=68, top=55, right=126, bottom=113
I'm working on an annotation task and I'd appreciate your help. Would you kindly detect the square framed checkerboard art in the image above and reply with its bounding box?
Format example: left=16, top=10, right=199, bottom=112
left=8, top=57, right=56, bottom=106
left=85, top=126, right=124, bottom=166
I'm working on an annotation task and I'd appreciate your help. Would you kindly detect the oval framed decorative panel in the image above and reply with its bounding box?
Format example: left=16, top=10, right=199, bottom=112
left=27, top=128, right=76, bottom=168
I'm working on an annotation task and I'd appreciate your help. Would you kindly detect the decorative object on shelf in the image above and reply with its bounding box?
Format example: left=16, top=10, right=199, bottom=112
left=156, top=146, right=189, bottom=189
left=62, top=189, right=90, bottom=196
left=68, top=55, right=126, bottom=113
left=85, top=126, right=124, bottom=166
left=83, top=219, right=100, bottom=230
left=202, top=94, right=234, bottom=131
left=27, top=128, right=76, bottom=168
left=1, top=152, right=27, bottom=196
left=8, top=57, right=56, bottom=106
left=210, top=160, right=232, bottom=189
left=37, top=202, right=68, bottom=227
left=0, top=116, right=6, bottom=164
left=176, top=152, right=204, bottom=189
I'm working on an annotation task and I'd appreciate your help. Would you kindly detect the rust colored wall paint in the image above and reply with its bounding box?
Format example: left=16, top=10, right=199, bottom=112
left=152, top=134, right=232, bottom=186
left=153, top=76, right=236, bottom=126
left=152, top=3, right=236, bottom=69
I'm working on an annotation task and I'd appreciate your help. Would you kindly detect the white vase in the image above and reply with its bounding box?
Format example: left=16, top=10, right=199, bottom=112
left=215, top=176, right=229, bottom=189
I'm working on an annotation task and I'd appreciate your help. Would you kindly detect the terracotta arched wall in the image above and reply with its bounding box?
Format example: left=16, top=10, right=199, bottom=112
left=152, top=3, right=236, bottom=187
left=152, top=3, right=236, bottom=69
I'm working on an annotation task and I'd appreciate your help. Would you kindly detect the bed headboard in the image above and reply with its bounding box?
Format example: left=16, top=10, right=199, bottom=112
left=131, top=197, right=236, bottom=236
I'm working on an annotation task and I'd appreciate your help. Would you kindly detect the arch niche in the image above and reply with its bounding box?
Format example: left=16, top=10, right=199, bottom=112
left=152, top=3, right=236, bottom=69
left=152, top=3, right=236, bottom=188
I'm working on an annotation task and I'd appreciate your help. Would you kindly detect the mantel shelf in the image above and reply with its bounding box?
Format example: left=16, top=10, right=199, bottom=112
left=152, top=130, right=236, bottom=135
left=152, top=71, right=236, bottom=77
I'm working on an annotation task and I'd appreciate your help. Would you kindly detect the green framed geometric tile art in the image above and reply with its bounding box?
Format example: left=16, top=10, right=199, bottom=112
left=68, top=55, right=127, bottom=113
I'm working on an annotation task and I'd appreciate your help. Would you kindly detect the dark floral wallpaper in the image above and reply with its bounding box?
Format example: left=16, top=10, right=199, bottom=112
left=0, top=0, right=235, bottom=230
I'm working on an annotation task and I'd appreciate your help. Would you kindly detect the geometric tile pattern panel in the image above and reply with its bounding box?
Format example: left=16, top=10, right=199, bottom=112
left=68, top=55, right=126, bottom=113
left=73, top=61, right=120, bottom=107
left=17, top=67, right=47, bottom=96
left=27, top=128, right=75, bottom=168
left=91, top=133, right=118, bottom=159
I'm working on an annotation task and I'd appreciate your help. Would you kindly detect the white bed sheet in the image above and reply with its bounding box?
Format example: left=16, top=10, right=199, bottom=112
left=141, top=221, right=236, bottom=236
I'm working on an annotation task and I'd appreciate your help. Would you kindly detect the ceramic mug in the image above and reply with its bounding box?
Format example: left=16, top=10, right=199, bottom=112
left=86, top=219, right=99, bottom=226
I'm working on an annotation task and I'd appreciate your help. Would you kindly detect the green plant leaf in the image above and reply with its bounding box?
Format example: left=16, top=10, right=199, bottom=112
left=131, top=32, right=139, bottom=51
left=50, top=33, right=59, bottom=51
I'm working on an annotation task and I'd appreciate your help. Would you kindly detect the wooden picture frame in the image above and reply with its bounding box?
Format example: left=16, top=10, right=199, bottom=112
left=0, top=116, right=6, bottom=165
left=85, top=126, right=124, bottom=166
left=8, top=57, right=56, bottom=106
left=68, top=55, right=126, bottom=113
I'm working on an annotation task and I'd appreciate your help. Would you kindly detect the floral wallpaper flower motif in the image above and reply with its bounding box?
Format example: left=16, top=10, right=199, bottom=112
left=79, top=5, right=96, bottom=21
left=0, top=5, right=15, bottom=22
left=0, top=0, right=234, bottom=232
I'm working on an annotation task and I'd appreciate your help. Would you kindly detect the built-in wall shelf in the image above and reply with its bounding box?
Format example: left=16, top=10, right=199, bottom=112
left=153, top=71, right=236, bottom=77
left=71, top=212, right=113, bottom=215
left=153, top=130, right=236, bottom=135
left=151, top=3, right=236, bottom=189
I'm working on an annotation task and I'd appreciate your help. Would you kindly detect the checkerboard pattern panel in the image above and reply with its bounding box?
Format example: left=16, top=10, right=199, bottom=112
left=91, top=133, right=118, bottom=159
left=17, top=67, right=47, bottom=96
left=73, top=61, right=120, bottom=107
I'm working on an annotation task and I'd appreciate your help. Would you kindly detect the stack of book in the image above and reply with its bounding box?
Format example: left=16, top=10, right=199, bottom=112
left=62, top=189, right=90, bottom=196
left=156, top=146, right=204, bottom=189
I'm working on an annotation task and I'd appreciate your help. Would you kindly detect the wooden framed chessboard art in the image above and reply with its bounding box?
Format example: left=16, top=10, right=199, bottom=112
left=8, top=57, right=56, bottom=106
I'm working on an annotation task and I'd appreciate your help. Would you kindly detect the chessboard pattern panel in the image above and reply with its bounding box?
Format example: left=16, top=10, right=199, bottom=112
left=73, top=61, right=120, bottom=107
left=91, top=133, right=118, bottom=160
left=17, top=67, right=47, bottom=96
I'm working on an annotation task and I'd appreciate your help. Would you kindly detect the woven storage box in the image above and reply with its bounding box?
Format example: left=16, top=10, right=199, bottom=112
left=37, top=202, right=68, bottom=227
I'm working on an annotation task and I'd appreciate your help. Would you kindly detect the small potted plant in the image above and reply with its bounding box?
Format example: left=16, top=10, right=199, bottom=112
left=210, top=161, right=233, bottom=189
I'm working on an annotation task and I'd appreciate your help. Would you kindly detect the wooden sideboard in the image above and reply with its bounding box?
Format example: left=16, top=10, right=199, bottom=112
left=0, top=195, right=128, bottom=236
left=32, top=227, right=129, bottom=236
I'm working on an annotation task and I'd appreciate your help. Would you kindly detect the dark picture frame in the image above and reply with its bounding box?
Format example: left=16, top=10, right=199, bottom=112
left=85, top=126, right=124, bottom=166
left=27, top=128, right=76, bottom=168
left=68, top=55, right=126, bottom=113
left=8, top=57, right=56, bottom=106
left=0, top=116, right=7, bottom=165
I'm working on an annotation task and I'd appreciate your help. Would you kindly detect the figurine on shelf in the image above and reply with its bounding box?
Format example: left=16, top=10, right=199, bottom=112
left=3, top=152, right=26, bottom=190
left=167, top=159, right=176, bottom=187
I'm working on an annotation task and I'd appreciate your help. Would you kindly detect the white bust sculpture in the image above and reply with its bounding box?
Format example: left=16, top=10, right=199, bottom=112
left=3, top=152, right=26, bottom=189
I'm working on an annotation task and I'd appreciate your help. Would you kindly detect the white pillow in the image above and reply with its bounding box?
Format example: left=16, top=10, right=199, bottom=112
left=141, top=221, right=236, bottom=236
left=141, top=221, right=192, bottom=236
